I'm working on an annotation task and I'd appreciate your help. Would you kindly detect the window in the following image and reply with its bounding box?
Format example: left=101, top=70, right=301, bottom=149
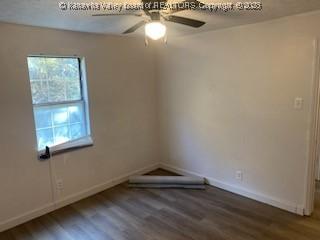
left=27, top=56, right=91, bottom=151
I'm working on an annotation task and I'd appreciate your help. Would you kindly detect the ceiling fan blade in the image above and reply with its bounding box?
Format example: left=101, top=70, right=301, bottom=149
left=92, top=13, right=142, bottom=17
left=165, top=15, right=205, bottom=28
left=123, top=21, right=146, bottom=34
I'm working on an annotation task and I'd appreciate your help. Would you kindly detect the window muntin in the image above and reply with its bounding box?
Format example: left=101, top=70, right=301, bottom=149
left=27, top=56, right=89, bottom=150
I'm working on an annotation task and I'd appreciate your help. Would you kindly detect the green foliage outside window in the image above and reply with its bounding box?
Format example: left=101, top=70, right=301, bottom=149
left=27, top=57, right=81, bottom=104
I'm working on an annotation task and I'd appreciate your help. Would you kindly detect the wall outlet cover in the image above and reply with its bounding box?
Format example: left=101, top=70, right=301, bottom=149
left=236, top=171, right=243, bottom=181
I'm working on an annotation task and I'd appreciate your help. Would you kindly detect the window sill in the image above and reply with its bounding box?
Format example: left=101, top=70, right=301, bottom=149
left=38, top=136, right=93, bottom=159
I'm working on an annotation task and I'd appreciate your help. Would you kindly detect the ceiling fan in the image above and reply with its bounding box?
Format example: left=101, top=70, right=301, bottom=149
left=92, top=0, right=206, bottom=41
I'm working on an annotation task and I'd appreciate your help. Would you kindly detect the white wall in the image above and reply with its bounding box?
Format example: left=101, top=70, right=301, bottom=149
left=316, top=157, right=320, bottom=181
left=156, top=11, right=320, bottom=214
left=2, top=10, right=320, bottom=231
left=0, top=22, right=159, bottom=230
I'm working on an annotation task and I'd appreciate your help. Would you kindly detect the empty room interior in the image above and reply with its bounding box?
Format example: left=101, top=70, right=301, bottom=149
left=2, top=0, right=320, bottom=239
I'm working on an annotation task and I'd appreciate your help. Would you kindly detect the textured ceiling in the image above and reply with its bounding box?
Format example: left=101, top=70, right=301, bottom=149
left=0, top=0, right=320, bottom=37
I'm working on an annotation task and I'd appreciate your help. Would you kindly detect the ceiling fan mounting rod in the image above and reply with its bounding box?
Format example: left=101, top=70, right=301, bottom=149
left=150, top=11, right=161, bottom=21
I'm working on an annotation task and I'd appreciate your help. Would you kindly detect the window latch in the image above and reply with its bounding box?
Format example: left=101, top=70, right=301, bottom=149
left=39, top=146, right=51, bottom=161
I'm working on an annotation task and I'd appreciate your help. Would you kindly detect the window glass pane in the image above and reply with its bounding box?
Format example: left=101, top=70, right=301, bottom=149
left=52, top=107, right=68, bottom=126
left=36, top=129, right=54, bottom=150
left=67, top=79, right=81, bottom=101
left=68, top=105, right=83, bottom=123
left=48, top=79, right=66, bottom=102
left=34, top=108, right=52, bottom=129
left=33, top=102, right=86, bottom=150
left=27, top=57, right=48, bottom=80
left=70, top=123, right=85, bottom=139
left=54, top=126, right=69, bottom=145
left=30, top=80, right=49, bottom=104
left=27, top=57, right=81, bottom=104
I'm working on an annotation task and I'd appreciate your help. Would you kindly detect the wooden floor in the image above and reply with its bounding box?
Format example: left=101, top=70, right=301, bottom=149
left=1, top=169, right=320, bottom=240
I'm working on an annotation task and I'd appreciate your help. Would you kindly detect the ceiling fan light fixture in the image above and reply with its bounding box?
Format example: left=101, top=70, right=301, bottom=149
left=145, top=21, right=166, bottom=40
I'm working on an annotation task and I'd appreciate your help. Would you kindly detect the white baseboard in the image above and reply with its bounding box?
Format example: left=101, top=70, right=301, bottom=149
left=1, top=162, right=305, bottom=232
left=0, top=203, right=56, bottom=233
left=160, top=163, right=305, bottom=216
left=0, top=163, right=160, bottom=232
left=55, top=163, right=160, bottom=209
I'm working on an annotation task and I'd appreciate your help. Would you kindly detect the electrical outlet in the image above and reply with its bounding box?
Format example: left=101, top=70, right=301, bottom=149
left=294, top=97, right=303, bottom=110
left=56, top=179, right=64, bottom=191
left=236, top=171, right=243, bottom=181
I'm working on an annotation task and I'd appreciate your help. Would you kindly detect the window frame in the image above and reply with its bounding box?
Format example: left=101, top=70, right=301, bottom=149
left=27, top=55, right=92, bottom=155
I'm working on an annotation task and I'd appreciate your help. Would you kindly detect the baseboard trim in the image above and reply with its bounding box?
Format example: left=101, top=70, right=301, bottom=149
left=0, top=163, right=160, bottom=232
left=160, top=163, right=305, bottom=216
left=55, top=163, right=160, bottom=209
left=0, top=203, right=56, bottom=233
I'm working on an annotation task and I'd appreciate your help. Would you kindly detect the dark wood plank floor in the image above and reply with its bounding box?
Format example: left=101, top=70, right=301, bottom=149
left=1, top=169, right=320, bottom=240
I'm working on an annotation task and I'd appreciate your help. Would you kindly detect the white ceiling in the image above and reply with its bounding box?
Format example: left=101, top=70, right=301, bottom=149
left=0, top=0, right=320, bottom=37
